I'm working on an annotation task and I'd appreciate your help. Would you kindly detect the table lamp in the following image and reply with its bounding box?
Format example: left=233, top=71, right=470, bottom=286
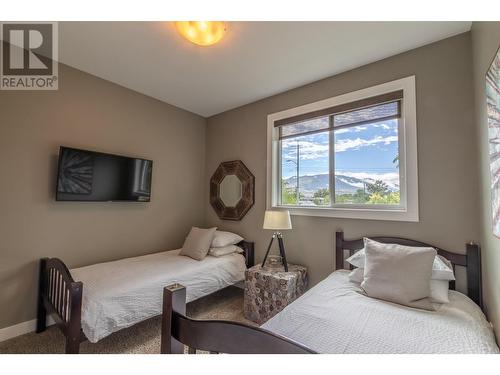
left=262, top=210, right=292, bottom=271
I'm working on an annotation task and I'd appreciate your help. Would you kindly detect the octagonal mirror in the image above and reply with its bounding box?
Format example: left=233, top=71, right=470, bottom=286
left=220, top=174, right=242, bottom=207
left=210, top=160, right=255, bottom=221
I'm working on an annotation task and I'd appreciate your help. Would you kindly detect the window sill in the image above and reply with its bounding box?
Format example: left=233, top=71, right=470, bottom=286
left=272, top=205, right=419, bottom=222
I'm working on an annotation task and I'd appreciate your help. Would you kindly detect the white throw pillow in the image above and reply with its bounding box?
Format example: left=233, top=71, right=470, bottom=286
left=346, top=250, right=365, bottom=268
left=211, top=230, right=244, bottom=248
left=361, top=238, right=437, bottom=311
left=432, top=255, right=456, bottom=281
left=346, top=242, right=455, bottom=281
left=180, top=227, right=217, bottom=261
left=348, top=267, right=364, bottom=283
left=208, top=245, right=243, bottom=257
left=429, top=279, right=450, bottom=304
left=349, top=266, right=450, bottom=304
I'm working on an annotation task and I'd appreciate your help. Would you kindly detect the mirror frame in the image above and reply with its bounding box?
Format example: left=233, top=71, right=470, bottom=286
left=210, top=160, right=255, bottom=221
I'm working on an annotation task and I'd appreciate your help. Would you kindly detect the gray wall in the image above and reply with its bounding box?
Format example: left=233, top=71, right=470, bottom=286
left=1, top=29, right=492, bottom=338
left=471, top=22, right=500, bottom=336
left=0, top=64, right=206, bottom=329
left=205, top=33, right=479, bottom=291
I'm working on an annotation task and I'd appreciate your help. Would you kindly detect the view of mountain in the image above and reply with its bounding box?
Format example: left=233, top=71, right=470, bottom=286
left=284, top=173, right=398, bottom=197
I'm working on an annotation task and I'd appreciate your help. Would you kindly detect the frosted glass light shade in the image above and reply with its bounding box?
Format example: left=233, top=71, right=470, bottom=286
left=175, top=21, right=226, bottom=46
left=263, top=210, right=292, bottom=230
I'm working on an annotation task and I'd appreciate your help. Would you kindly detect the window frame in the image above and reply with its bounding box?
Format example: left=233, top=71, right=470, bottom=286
left=266, top=76, right=418, bottom=222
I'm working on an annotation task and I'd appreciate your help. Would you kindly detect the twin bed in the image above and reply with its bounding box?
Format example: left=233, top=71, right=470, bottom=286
left=262, top=270, right=497, bottom=353
left=161, top=231, right=499, bottom=354
left=36, top=241, right=254, bottom=353
left=37, top=231, right=498, bottom=354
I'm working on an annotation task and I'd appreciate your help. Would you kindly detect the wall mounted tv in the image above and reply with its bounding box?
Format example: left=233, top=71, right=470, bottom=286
left=56, top=146, right=153, bottom=202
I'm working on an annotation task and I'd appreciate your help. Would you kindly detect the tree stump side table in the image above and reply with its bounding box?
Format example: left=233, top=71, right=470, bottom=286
left=243, top=264, right=308, bottom=325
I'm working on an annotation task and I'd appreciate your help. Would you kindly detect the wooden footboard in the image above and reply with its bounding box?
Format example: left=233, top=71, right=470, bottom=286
left=161, top=284, right=315, bottom=354
left=37, top=258, right=83, bottom=353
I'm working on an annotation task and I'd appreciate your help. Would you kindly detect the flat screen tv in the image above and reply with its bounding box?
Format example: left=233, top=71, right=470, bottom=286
left=56, top=146, right=153, bottom=202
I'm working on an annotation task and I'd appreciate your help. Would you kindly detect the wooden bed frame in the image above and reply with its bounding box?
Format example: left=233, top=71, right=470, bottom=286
left=335, top=231, right=482, bottom=308
left=160, top=231, right=482, bottom=354
left=36, top=240, right=255, bottom=354
left=161, top=284, right=316, bottom=354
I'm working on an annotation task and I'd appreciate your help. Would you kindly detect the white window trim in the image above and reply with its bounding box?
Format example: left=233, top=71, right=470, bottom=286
left=266, top=76, right=419, bottom=222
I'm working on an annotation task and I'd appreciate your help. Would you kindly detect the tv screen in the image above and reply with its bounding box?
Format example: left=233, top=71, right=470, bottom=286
left=56, top=146, right=153, bottom=202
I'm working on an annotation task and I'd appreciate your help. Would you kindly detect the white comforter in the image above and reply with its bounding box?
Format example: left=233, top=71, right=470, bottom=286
left=262, top=270, right=499, bottom=354
left=71, top=250, right=246, bottom=343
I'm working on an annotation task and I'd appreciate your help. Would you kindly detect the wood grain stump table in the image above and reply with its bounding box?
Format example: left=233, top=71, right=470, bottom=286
left=244, top=264, right=308, bottom=324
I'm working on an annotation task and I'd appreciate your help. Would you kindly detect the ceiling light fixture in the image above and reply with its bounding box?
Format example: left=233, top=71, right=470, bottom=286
left=175, top=21, right=226, bottom=46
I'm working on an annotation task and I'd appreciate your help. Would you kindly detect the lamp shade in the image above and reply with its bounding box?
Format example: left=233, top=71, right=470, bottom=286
left=175, top=21, right=226, bottom=46
left=263, top=210, right=292, bottom=230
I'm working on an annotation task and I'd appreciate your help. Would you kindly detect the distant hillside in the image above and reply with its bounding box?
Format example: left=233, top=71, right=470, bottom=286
left=284, top=173, right=402, bottom=197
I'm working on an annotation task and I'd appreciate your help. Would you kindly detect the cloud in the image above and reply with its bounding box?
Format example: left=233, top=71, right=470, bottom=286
left=369, top=123, right=393, bottom=130
left=334, top=128, right=351, bottom=134
left=335, top=123, right=396, bottom=135
left=338, top=171, right=400, bottom=188
left=334, top=126, right=367, bottom=135
left=282, top=134, right=398, bottom=160
left=335, top=135, right=398, bottom=152
left=283, top=140, right=329, bottom=160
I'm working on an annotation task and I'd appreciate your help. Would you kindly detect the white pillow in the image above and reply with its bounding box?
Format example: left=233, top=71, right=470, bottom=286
left=361, top=238, right=437, bottom=311
left=180, top=227, right=217, bottom=261
left=429, top=279, right=450, bottom=304
left=346, top=242, right=455, bottom=281
left=432, top=255, right=455, bottom=281
left=211, top=231, right=244, bottom=248
left=208, top=245, right=243, bottom=257
left=346, top=250, right=365, bottom=268
left=348, top=267, right=364, bottom=283
left=349, top=267, right=450, bottom=304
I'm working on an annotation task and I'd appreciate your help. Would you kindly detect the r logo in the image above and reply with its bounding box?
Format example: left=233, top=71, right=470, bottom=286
left=2, top=23, right=53, bottom=75
left=0, top=22, right=58, bottom=90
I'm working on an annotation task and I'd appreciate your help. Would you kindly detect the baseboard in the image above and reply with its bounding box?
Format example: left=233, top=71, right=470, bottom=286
left=0, top=317, right=55, bottom=343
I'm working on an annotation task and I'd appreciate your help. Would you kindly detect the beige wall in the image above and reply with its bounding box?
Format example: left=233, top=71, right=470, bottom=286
left=0, top=64, right=206, bottom=329
left=0, top=29, right=491, bottom=335
left=471, top=22, right=500, bottom=336
left=205, top=33, right=479, bottom=291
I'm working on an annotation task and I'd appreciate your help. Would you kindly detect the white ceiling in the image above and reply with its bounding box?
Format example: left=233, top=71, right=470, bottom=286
left=58, top=22, right=471, bottom=117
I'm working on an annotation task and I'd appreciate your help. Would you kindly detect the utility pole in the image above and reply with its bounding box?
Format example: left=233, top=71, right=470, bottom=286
left=296, top=141, right=300, bottom=205
left=286, top=142, right=300, bottom=205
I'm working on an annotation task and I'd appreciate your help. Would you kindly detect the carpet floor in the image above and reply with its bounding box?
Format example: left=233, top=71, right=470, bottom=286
left=0, top=286, right=255, bottom=354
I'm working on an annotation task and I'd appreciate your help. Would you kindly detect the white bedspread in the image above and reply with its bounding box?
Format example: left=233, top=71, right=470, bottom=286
left=262, top=270, right=499, bottom=354
left=70, top=250, right=246, bottom=343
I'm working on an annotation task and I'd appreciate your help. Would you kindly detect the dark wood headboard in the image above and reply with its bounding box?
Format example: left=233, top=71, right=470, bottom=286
left=335, top=231, right=482, bottom=308
left=237, top=240, right=255, bottom=268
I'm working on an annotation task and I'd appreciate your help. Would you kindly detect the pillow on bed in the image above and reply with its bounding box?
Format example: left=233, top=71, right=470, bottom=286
left=348, top=267, right=364, bottom=283
left=346, top=243, right=455, bottom=281
left=429, top=279, right=450, bottom=304
left=349, top=267, right=450, bottom=304
left=208, top=244, right=243, bottom=257
left=432, top=255, right=455, bottom=280
left=180, top=227, right=217, bottom=261
left=361, top=238, right=437, bottom=311
left=346, top=250, right=366, bottom=268
left=211, top=231, right=244, bottom=248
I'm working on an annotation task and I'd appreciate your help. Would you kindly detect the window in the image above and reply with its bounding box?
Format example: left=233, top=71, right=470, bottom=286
left=267, top=76, right=418, bottom=221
